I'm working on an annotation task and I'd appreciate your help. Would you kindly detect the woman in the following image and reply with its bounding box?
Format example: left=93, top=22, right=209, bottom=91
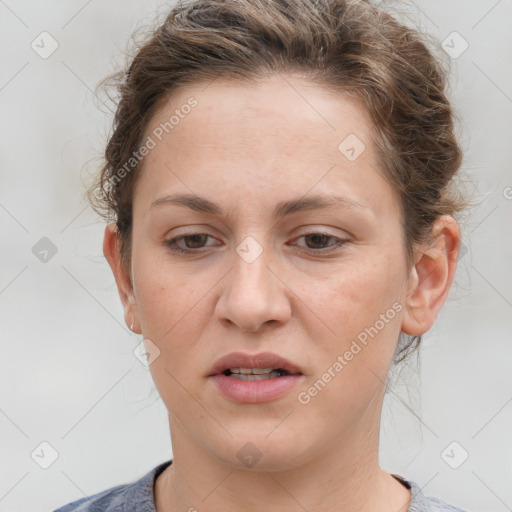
left=55, top=0, right=469, bottom=510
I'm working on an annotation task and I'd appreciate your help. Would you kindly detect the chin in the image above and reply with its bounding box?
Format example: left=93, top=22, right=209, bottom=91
left=207, top=427, right=315, bottom=473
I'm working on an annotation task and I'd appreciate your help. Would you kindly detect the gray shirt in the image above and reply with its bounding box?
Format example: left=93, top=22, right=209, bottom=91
left=53, top=460, right=468, bottom=512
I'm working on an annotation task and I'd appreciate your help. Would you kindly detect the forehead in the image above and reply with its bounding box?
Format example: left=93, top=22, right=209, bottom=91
left=144, top=73, right=374, bottom=152
left=134, top=73, right=394, bottom=218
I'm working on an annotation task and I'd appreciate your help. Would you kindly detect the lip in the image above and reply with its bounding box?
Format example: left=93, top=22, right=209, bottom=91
left=208, top=351, right=304, bottom=377
left=210, top=373, right=304, bottom=403
left=207, top=351, right=305, bottom=404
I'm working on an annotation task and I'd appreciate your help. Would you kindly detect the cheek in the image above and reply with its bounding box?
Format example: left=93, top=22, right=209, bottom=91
left=134, top=248, right=205, bottom=331
left=132, top=250, right=215, bottom=390
left=300, top=251, right=404, bottom=337
left=295, top=250, right=405, bottom=403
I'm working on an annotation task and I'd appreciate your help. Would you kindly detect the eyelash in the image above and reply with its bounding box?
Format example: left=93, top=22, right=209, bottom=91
left=163, top=232, right=349, bottom=255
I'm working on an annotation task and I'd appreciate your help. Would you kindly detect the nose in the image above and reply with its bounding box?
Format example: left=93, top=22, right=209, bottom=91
left=215, top=242, right=292, bottom=333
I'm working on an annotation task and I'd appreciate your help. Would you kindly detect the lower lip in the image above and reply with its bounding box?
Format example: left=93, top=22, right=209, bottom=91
left=210, top=374, right=304, bottom=403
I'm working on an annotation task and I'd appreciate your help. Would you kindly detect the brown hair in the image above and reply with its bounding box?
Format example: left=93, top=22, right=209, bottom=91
left=87, top=0, right=468, bottom=363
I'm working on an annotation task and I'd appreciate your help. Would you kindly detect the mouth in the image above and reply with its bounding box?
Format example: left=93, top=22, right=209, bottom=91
left=208, top=351, right=304, bottom=403
left=208, top=351, right=304, bottom=378
left=221, top=367, right=298, bottom=380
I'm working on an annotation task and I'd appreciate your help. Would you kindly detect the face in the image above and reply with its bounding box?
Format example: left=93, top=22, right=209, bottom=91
left=110, top=73, right=421, bottom=470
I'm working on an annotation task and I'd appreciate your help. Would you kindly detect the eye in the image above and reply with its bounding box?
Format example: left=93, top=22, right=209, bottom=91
left=164, top=232, right=349, bottom=255
left=292, top=232, right=348, bottom=252
left=164, top=233, right=218, bottom=254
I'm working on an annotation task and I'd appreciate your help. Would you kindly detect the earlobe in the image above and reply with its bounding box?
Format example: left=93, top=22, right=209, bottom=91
left=103, top=223, right=140, bottom=333
left=401, top=215, right=460, bottom=337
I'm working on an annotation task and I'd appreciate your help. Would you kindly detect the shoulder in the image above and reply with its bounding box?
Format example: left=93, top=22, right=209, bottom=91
left=52, top=483, right=130, bottom=512
left=52, top=460, right=172, bottom=512
left=405, top=478, right=469, bottom=512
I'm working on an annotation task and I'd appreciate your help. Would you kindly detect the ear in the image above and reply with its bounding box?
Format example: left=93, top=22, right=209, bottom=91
left=103, top=223, right=140, bottom=334
left=401, top=215, right=460, bottom=336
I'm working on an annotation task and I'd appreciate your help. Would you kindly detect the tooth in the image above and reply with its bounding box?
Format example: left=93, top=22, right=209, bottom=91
left=226, top=368, right=282, bottom=376
left=251, top=367, right=274, bottom=374
left=229, top=371, right=282, bottom=381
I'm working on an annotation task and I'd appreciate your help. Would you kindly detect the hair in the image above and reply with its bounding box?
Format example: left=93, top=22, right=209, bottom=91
left=87, top=0, right=469, bottom=364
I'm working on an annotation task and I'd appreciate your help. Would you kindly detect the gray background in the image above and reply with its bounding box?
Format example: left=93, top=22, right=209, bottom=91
left=1, top=1, right=511, bottom=511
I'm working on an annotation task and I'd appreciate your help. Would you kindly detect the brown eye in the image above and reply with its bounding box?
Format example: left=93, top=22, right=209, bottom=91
left=164, top=234, right=217, bottom=254
left=303, top=233, right=333, bottom=249
left=181, top=234, right=209, bottom=248
left=295, top=233, right=348, bottom=252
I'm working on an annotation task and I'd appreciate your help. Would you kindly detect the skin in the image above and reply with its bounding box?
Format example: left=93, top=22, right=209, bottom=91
left=103, top=72, right=460, bottom=512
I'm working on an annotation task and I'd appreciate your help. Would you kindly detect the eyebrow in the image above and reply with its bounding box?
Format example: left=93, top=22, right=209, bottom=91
left=150, top=193, right=369, bottom=219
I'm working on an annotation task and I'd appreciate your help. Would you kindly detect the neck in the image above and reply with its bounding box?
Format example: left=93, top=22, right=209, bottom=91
left=155, top=411, right=411, bottom=512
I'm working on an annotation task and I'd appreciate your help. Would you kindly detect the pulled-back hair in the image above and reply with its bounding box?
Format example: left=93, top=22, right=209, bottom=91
left=88, top=0, right=468, bottom=363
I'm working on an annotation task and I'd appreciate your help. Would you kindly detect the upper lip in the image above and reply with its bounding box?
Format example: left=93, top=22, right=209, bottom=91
left=208, top=351, right=304, bottom=376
